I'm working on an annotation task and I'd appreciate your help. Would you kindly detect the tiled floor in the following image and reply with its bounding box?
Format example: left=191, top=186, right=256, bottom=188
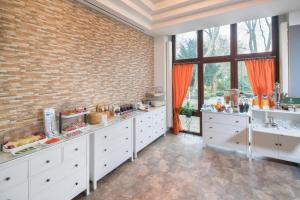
left=76, top=133, right=300, bottom=200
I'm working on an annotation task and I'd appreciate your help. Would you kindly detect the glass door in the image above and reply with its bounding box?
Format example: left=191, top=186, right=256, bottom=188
left=180, top=64, right=201, bottom=135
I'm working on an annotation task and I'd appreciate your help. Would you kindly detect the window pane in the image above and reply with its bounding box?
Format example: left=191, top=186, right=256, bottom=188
left=238, top=61, right=253, bottom=98
left=238, top=17, right=272, bottom=54
left=204, top=62, right=231, bottom=104
left=203, top=25, right=230, bottom=57
left=182, top=64, right=198, bottom=110
left=176, top=31, right=197, bottom=59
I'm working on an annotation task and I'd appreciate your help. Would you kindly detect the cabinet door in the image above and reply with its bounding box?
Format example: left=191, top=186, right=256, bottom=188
left=253, top=132, right=277, bottom=158
left=278, top=136, right=300, bottom=163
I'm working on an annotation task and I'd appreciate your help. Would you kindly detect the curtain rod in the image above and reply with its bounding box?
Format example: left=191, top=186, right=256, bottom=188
left=235, top=56, right=276, bottom=61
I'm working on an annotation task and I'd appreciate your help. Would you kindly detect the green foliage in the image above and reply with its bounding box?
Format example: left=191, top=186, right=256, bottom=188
left=179, top=101, right=195, bottom=117
left=176, top=38, right=197, bottom=59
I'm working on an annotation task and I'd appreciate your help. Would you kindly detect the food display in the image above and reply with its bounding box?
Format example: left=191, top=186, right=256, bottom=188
left=62, top=107, right=86, bottom=116
left=62, top=121, right=85, bottom=133
left=15, top=147, right=37, bottom=155
left=59, top=106, right=88, bottom=134
left=3, top=133, right=45, bottom=150
left=64, top=130, right=82, bottom=138
left=214, top=101, right=225, bottom=112
left=2, top=132, right=47, bottom=155
left=45, top=137, right=61, bottom=144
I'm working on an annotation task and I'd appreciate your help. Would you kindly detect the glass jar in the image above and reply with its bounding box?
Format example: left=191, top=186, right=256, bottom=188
left=252, top=95, right=259, bottom=109
left=262, top=95, right=270, bottom=110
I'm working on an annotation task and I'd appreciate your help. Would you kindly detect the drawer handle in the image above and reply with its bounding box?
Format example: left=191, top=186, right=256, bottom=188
left=125, top=137, right=128, bottom=140
left=104, top=164, right=107, bottom=167
left=46, top=178, right=51, bottom=183
left=74, top=148, right=79, bottom=151
left=5, top=177, right=10, bottom=181
left=140, top=120, right=143, bottom=123
left=235, top=131, right=239, bottom=133
left=46, top=160, right=50, bottom=164
left=148, top=136, right=151, bottom=138
left=75, top=182, right=79, bottom=186
left=104, top=136, right=107, bottom=139
left=209, top=117, right=213, bottom=120
left=126, top=126, right=129, bottom=129
left=235, top=121, right=239, bottom=123
left=126, top=150, right=129, bottom=153
left=209, top=137, right=213, bottom=139
left=209, top=127, right=213, bottom=129
left=75, top=164, right=79, bottom=167
left=236, top=142, right=240, bottom=144
left=140, top=141, right=143, bottom=143
left=104, top=149, right=107, bottom=152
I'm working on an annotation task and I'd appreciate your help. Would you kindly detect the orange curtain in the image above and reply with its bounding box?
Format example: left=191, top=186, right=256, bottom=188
left=172, top=63, right=193, bottom=134
left=245, top=59, right=275, bottom=106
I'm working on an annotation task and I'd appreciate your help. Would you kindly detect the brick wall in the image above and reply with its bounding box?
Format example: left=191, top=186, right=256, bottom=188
left=0, top=0, right=154, bottom=138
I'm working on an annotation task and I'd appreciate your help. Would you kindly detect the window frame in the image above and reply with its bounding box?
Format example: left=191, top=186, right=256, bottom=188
left=172, top=16, right=279, bottom=135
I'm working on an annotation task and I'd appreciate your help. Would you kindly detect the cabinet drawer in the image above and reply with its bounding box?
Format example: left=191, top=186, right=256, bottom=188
left=30, top=167, right=63, bottom=195
left=205, top=130, right=247, bottom=152
left=203, top=123, right=247, bottom=135
left=31, top=170, right=86, bottom=200
left=0, top=161, right=28, bottom=191
left=135, top=113, right=152, bottom=128
left=203, top=113, right=248, bottom=127
left=94, top=120, right=132, bottom=145
left=95, top=149, right=131, bottom=179
left=30, top=148, right=61, bottom=176
left=0, top=182, right=28, bottom=200
left=64, top=137, right=86, bottom=161
left=96, top=135, right=131, bottom=158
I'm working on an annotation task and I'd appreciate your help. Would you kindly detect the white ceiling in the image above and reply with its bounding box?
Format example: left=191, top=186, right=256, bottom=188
left=78, top=0, right=300, bottom=36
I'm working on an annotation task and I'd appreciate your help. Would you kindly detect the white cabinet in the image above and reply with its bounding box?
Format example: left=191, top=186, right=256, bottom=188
left=90, top=118, right=133, bottom=190
left=250, top=109, right=300, bottom=164
left=134, top=106, right=166, bottom=157
left=278, top=136, right=300, bottom=162
left=202, top=112, right=249, bottom=154
left=252, top=133, right=300, bottom=163
left=252, top=132, right=277, bottom=158
left=0, top=134, right=89, bottom=200
left=0, top=182, right=28, bottom=200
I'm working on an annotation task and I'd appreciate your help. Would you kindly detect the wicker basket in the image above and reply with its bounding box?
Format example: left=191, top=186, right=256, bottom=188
left=88, top=112, right=101, bottom=124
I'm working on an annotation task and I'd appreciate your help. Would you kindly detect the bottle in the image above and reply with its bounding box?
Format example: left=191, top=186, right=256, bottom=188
left=252, top=95, right=259, bottom=109
left=262, top=95, right=270, bottom=110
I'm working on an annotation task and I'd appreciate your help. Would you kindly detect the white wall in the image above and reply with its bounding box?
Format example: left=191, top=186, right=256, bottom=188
left=279, top=15, right=289, bottom=94
left=154, top=36, right=173, bottom=128
left=154, top=36, right=167, bottom=92
left=289, top=10, right=300, bottom=97
left=289, top=10, right=300, bottom=26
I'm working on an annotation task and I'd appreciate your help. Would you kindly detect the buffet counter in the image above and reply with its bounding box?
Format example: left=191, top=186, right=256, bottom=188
left=0, top=108, right=159, bottom=165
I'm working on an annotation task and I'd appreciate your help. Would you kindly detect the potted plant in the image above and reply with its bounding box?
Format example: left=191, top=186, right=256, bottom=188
left=179, top=101, right=195, bottom=118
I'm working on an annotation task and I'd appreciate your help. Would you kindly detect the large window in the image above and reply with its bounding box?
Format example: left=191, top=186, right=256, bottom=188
left=203, top=25, right=230, bottom=57
left=238, top=17, right=272, bottom=54
left=204, top=62, right=231, bottom=104
left=172, top=16, right=279, bottom=135
left=175, top=31, right=197, bottom=59
left=238, top=61, right=253, bottom=97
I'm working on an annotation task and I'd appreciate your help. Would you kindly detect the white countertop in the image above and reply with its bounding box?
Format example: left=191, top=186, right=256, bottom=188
left=201, top=109, right=250, bottom=117
left=0, top=107, right=163, bottom=165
